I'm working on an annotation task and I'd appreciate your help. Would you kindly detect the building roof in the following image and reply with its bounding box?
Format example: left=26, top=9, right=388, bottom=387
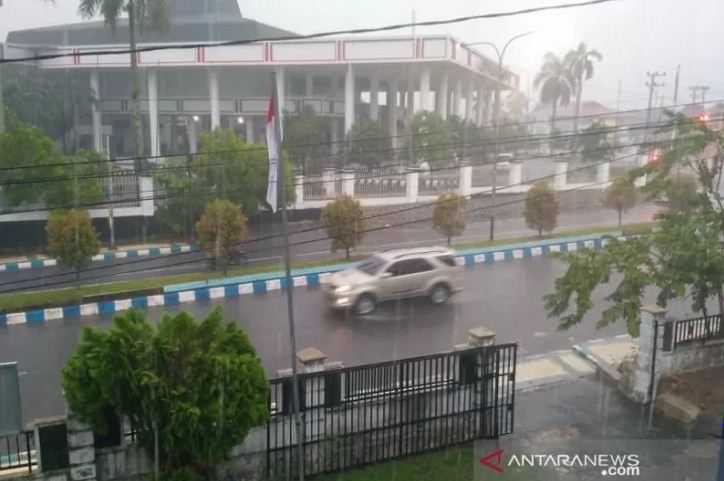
left=532, top=100, right=613, bottom=118
left=6, top=0, right=297, bottom=46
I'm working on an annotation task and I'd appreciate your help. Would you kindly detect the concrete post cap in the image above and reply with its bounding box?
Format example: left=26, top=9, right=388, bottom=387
left=297, top=347, right=327, bottom=364
left=641, top=305, right=667, bottom=315
left=468, top=327, right=496, bottom=341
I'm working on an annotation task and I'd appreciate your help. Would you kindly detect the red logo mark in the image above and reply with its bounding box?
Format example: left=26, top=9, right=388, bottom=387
left=480, top=448, right=505, bottom=473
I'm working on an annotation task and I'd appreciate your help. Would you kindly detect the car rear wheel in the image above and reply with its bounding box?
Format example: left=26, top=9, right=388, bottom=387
left=355, top=294, right=376, bottom=316
left=429, top=284, right=450, bottom=305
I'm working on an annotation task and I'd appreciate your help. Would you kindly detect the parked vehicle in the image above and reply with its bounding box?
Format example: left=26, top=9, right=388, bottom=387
left=322, top=247, right=464, bottom=315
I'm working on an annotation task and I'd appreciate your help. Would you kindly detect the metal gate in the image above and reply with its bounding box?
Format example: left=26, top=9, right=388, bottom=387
left=266, top=343, right=517, bottom=479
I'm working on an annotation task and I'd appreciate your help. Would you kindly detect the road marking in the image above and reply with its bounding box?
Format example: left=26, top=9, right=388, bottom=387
left=533, top=331, right=547, bottom=337
left=516, top=358, right=567, bottom=383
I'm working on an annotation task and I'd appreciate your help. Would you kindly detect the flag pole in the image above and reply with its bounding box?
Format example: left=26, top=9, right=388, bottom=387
left=270, top=71, right=305, bottom=481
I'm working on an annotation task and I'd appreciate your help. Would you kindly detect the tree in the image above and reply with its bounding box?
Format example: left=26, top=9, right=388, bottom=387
left=432, top=193, right=467, bottom=246
left=446, top=115, right=482, bottom=162
left=665, top=174, right=699, bottom=213
left=534, top=52, right=574, bottom=132
left=79, top=0, right=170, bottom=168
left=524, top=182, right=560, bottom=237
left=579, top=120, right=613, bottom=162
left=406, top=112, right=451, bottom=166
left=62, top=307, right=268, bottom=481
left=46, top=209, right=100, bottom=279
left=564, top=43, right=603, bottom=135
left=284, top=106, right=328, bottom=173
left=544, top=113, right=724, bottom=336
left=196, top=200, right=248, bottom=274
left=604, top=177, right=638, bottom=226
left=321, top=195, right=365, bottom=260
left=347, top=119, right=390, bottom=168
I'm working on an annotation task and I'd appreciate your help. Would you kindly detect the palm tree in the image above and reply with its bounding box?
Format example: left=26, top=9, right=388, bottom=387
left=534, top=52, right=574, bottom=132
left=565, top=42, right=603, bottom=135
left=78, top=0, right=169, bottom=170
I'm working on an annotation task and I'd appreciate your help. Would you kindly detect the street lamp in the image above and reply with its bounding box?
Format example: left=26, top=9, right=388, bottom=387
left=464, top=31, right=533, bottom=240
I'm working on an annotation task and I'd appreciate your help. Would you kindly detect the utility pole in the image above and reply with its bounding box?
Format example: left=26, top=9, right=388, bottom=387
left=672, top=65, right=680, bottom=105
left=0, top=42, right=5, bottom=134
left=645, top=71, right=666, bottom=136
left=689, top=85, right=710, bottom=105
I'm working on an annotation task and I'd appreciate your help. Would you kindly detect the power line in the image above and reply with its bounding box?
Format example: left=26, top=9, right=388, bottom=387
left=0, top=0, right=617, bottom=66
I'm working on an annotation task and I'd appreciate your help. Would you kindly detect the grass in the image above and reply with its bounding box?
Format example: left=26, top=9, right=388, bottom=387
left=0, top=221, right=655, bottom=313
left=314, top=444, right=537, bottom=481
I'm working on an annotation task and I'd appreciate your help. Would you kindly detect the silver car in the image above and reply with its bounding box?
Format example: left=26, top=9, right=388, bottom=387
left=322, top=247, right=464, bottom=315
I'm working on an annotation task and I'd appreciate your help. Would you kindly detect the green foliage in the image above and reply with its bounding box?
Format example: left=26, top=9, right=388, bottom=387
left=406, top=112, right=451, bottom=166
left=153, top=156, right=203, bottom=240
left=580, top=121, right=613, bottom=162
left=432, top=193, right=467, bottom=246
left=0, top=126, right=104, bottom=208
left=78, top=0, right=170, bottom=33
left=665, top=174, right=700, bottom=213
left=46, top=209, right=100, bottom=272
left=62, top=308, right=268, bottom=479
left=534, top=52, right=574, bottom=129
left=284, top=106, right=328, bottom=173
left=546, top=114, right=724, bottom=335
left=603, top=177, right=638, bottom=225
left=347, top=119, right=390, bottom=167
left=321, top=195, right=365, bottom=259
left=524, top=182, right=560, bottom=236
left=196, top=200, right=248, bottom=273
left=446, top=116, right=482, bottom=162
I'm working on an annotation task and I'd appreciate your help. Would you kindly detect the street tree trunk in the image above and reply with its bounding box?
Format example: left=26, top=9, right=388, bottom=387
left=618, top=209, right=622, bottom=227
left=718, top=288, right=724, bottom=317
left=538, top=227, right=543, bottom=237
left=345, top=246, right=350, bottom=260
left=447, top=235, right=452, bottom=246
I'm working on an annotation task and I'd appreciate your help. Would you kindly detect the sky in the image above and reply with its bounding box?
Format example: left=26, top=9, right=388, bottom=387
left=1, top=0, right=723, bottom=110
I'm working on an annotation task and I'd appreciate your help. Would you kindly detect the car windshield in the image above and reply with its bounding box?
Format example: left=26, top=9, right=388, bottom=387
left=356, top=255, right=386, bottom=275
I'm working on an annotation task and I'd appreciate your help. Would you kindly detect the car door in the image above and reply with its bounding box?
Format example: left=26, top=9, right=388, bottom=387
left=381, top=258, right=435, bottom=299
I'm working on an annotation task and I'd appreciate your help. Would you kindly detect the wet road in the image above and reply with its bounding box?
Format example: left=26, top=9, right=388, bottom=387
left=0, top=253, right=699, bottom=425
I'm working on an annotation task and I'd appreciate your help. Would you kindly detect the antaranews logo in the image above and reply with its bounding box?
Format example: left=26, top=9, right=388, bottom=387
left=480, top=449, right=641, bottom=477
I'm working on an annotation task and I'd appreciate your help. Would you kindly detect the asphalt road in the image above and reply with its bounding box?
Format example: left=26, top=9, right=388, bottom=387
left=0, top=204, right=660, bottom=293
left=0, top=252, right=701, bottom=425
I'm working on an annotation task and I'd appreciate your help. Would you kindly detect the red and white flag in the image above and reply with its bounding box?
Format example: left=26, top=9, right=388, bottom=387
left=265, top=80, right=282, bottom=213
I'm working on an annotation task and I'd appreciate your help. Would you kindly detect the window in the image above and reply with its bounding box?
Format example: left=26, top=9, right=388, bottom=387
left=357, top=255, right=386, bottom=275
left=387, top=258, right=433, bottom=276
left=437, top=255, right=456, bottom=267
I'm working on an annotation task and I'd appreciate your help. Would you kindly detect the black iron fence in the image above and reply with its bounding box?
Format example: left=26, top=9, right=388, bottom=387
left=0, top=431, right=36, bottom=474
left=663, top=314, right=724, bottom=351
left=266, top=343, right=517, bottom=479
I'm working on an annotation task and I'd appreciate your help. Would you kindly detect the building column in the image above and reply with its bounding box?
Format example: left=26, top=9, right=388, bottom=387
left=387, top=79, right=399, bottom=149
left=89, top=71, right=103, bottom=153
left=330, top=119, right=339, bottom=155
left=344, top=63, right=355, bottom=134
left=187, top=116, right=198, bottom=154
left=438, top=73, right=449, bottom=120
left=476, top=85, right=486, bottom=127
left=245, top=116, right=255, bottom=144
left=208, top=69, right=220, bottom=131
left=483, top=89, right=493, bottom=125
left=554, top=161, right=568, bottom=189
left=419, top=66, right=432, bottom=112
left=454, top=79, right=463, bottom=118
left=276, top=67, right=286, bottom=136
left=465, top=79, right=474, bottom=122
left=369, top=75, right=380, bottom=121
left=147, top=70, right=160, bottom=158
left=305, top=72, right=314, bottom=98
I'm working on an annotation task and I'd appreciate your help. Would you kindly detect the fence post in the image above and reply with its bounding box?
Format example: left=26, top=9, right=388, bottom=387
left=342, top=171, right=355, bottom=197
left=66, top=415, right=96, bottom=481
left=406, top=170, right=419, bottom=203
left=458, top=163, right=472, bottom=197
left=508, top=161, right=523, bottom=187
left=323, top=167, right=336, bottom=197
left=294, top=174, right=305, bottom=210
left=554, top=161, right=567, bottom=189
left=632, top=305, right=667, bottom=403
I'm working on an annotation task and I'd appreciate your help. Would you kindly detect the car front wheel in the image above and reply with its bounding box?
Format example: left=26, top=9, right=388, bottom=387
left=354, top=294, right=376, bottom=316
left=429, top=284, right=450, bottom=305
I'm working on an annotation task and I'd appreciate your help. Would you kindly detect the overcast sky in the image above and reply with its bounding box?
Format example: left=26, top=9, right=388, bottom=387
left=1, top=0, right=723, bottom=110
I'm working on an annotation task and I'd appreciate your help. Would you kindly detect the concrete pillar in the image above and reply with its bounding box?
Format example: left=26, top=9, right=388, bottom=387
left=342, top=170, right=355, bottom=196
left=459, top=163, right=472, bottom=197
left=323, top=167, right=336, bottom=197
left=483, top=89, right=493, bottom=125
left=632, top=305, right=668, bottom=403
left=295, top=174, right=305, bottom=209
left=454, top=79, right=463, bottom=118
left=419, top=66, right=432, bottom=112
left=187, top=116, right=198, bottom=154
left=305, top=72, right=314, bottom=98
left=276, top=67, right=286, bottom=135
left=66, top=416, right=97, bottom=481
left=369, top=75, right=380, bottom=121
left=344, top=63, right=355, bottom=134
left=635, top=155, right=647, bottom=187
left=596, top=161, right=610, bottom=184
left=388, top=79, right=399, bottom=150
left=438, top=73, right=449, bottom=120
left=330, top=119, right=339, bottom=156
left=465, top=79, right=474, bottom=122
left=406, top=170, right=419, bottom=203
left=90, top=71, right=103, bottom=153
left=297, top=347, right=328, bottom=373
left=147, top=69, right=160, bottom=157
left=554, top=161, right=567, bottom=189
left=476, top=85, right=486, bottom=127
left=468, top=327, right=496, bottom=347
left=508, top=161, right=523, bottom=186
left=245, top=116, right=254, bottom=144
left=208, top=69, right=220, bottom=130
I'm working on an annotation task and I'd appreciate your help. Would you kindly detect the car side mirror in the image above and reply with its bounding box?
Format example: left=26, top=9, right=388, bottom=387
left=381, top=271, right=393, bottom=279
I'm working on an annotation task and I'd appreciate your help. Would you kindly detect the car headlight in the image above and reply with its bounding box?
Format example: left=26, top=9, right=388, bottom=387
left=335, top=285, right=352, bottom=294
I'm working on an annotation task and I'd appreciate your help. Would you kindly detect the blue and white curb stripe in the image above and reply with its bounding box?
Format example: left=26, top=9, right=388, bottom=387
left=0, top=244, right=194, bottom=272
left=0, top=234, right=622, bottom=327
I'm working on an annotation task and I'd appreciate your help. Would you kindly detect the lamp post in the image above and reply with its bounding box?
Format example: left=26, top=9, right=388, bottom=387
left=464, top=31, right=532, bottom=240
